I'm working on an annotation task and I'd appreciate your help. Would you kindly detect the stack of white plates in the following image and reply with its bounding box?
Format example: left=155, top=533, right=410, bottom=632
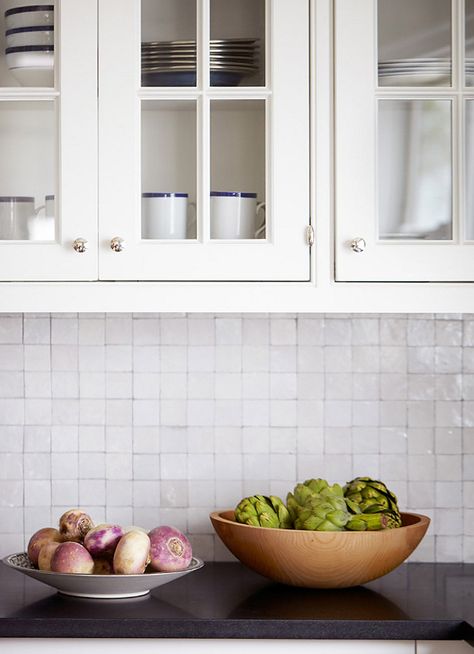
left=141, top=38, right=259, bottom=87
left=4, top=4, right=54, bottom=87
left=378, top=58, right=456, bottom=86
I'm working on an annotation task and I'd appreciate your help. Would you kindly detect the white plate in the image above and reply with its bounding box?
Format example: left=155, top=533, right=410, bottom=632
left=378, top=73, right=450, bottom=86
left=2, top=552, right=204, bottom=599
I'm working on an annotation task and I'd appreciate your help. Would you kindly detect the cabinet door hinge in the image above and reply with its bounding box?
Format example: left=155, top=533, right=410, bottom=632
left=306, top=224, right=315, bottom=247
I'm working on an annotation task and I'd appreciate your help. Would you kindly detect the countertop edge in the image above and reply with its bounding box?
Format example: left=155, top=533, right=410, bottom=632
left=0, top=618, right=472, bottom=641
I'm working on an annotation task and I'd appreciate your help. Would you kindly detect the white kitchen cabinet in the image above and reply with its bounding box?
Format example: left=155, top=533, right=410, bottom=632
left=98, top=0, right=310, bottom=281
left=0, top=0, right=310, bottom=285
left=335, top=0, right=474, bottom=282
left=0, top=0, right=98, bottom=281
left=2, top=0, right=474, bottom=311
left=0, top=639, right=417, bottom=654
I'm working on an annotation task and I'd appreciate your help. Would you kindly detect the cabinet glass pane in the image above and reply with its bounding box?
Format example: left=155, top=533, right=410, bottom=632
left=378, top=0, right=451, bottom=87
left=466, top=101, right=474, bottom=238
left=0, top=2, right=55, bottom=88
left=141, top=100, right=197, bottom=240
left=0, top=101, right=56, bottom=240
left=378, top=100, right=452, bottom=240
left=210, top=100, right=266, bottom=240
left=210, top=0, right=264, bottom=87
left=466, top=0, right=474, bottom=86
left=141, top=0, right=197, bottom=87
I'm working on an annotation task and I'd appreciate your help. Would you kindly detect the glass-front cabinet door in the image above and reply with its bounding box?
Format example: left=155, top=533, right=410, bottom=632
left=0, top=1, right=97, bottom=280
left=99, top=0, right=310, bottom=281
left=335, top=0, right=474, bottom=281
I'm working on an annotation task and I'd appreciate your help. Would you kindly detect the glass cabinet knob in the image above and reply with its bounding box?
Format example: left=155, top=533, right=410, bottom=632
left=350, top=237, right=366, bottom=253
left=110, top=237, right=125, bottom=252
left=72, top=238, right=88, bottom=253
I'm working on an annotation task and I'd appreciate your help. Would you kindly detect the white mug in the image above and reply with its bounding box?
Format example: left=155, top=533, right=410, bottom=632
left=210, top=192, right=265, bottom=239
left=0, top=196, right=35, bottom=239
left=142, top=192, right=195, bottom=240
left=28, top=194, right=55, bottom=240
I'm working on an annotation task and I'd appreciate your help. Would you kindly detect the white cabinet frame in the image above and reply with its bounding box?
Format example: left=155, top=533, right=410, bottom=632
left=0, top=0, right=98, bottom=281
left=334, top=0, right=474, bottom=282
left=98, top=0, right=310, bottom=282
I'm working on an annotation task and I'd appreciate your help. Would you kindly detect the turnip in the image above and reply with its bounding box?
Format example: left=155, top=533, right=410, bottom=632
left=27, top=527, right=62, bottom=566
left=51, top=541, right=94, bottom=574
left=148, top=525, right=192, bottom=572
left=93, top=557, right=113, bottom=575
left=37, top=541, right=61, bottom=571
left=113, top=530, right=150, bottom=575
left=59, top=509, right=94, bottom=542
left=84, top=524, right=124, bottom=557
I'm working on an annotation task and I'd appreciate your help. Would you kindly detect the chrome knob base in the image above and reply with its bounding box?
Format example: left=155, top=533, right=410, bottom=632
left=350, top=237, right=366, bottom=253
left=72, top=238, right=88, bottom=253
left=110, top=237, right=125, bottom=252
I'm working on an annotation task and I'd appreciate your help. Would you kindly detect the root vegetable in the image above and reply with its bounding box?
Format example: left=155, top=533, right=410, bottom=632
left=27, top=528, right=62, bottom=566
left=149, top=526, right=192, bottom=572
left=51, top=542, right=94, bottom=574
left=93, top=558, right=113, bottom=575
left=59, top=509, right=94, bottom=542
left=113, top=530, right=150, bottom=575
left=38, top=541, right=61, bottom=571
left=84, top=524, right=124, bottom=557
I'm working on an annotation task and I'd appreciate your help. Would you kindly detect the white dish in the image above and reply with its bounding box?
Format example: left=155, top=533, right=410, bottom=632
left=2, top=552, right=204, bottom=599
left=6, top=27, right=54, bottom=48
left=378, top=73, right=450, bottom=86
left=8, top=66, right=54, bottom=87
left=5, top=6, right=54, bottom=30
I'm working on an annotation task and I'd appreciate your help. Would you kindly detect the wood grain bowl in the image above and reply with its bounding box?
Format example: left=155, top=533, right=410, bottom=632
left=210, top=510, right=430, bottom=588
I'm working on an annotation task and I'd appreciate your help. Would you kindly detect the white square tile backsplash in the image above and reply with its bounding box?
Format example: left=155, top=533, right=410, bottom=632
left=0, top=313, right=473, bottom=563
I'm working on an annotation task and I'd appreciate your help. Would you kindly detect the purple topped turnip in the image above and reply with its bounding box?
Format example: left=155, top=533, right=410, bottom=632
left=38, top=541, right=61, bottom=571
left=59, top=509, right=94, bottom=542
left=93, top=558, right=113, bottom=575
left=148, top=525, right=192, bottom=572
left=27, top=527, right=62, bottom=566
left=51, top=542, right=94, bottom=574
left=113, top=530, right=150, bottom=575
left=84, top=524, right=124, bottom=557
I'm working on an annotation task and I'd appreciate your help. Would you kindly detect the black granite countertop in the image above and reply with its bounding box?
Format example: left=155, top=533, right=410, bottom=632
left=0, top=562, right=473, bottom=643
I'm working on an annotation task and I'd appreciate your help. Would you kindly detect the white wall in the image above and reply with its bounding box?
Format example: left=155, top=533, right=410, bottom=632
left=0, top=313, right=472, bottom=563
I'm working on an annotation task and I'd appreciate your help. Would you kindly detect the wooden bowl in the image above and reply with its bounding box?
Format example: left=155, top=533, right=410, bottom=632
left=210, top=510, right=430, bottom=588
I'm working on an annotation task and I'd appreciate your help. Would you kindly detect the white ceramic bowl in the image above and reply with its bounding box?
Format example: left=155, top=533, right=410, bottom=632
left=3, top=0, right=54, bottom=10
left=8, top=66, right=54, bottom=87
left=3, top=552, right=204, bottom=599
left=6, top=26, right=54, bottom=48
left=6, top=47, right=54, bottom=86
left=5, top=6, right=54, bottom=30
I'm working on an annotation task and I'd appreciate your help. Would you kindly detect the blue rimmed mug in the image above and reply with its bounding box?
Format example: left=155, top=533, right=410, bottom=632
left=142, top=192, right=196, bottom=240
left=210, top=191, right=265, bottom=239
left=0, top=196, right=35, bottom=239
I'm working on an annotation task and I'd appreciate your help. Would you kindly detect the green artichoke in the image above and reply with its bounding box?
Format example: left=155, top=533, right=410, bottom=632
left=286, top=478, right=351, bottom=531
left=343, top=477, right=402, bottom=530
left=234, top=494, right=292, bottom=529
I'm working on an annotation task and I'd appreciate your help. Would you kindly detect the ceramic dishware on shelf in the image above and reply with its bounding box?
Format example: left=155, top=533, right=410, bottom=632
left=6, top=25, right=54, bottom=47
left=0, top=196, right=35, bottom=239
left=377, top=57, right=474, bottom=86
left=27, top=194, right=55, bottom=240
left=4, top=5, right=54, bottom=30
left=5, top=46, right=54, bottom=85
left=210, top=191, right=265, bottom=239
left=142, top=192, right=196, bottom=239
left=3, top=4, right=55, bottom=87
left=141, top=38, right=259, bottom=87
